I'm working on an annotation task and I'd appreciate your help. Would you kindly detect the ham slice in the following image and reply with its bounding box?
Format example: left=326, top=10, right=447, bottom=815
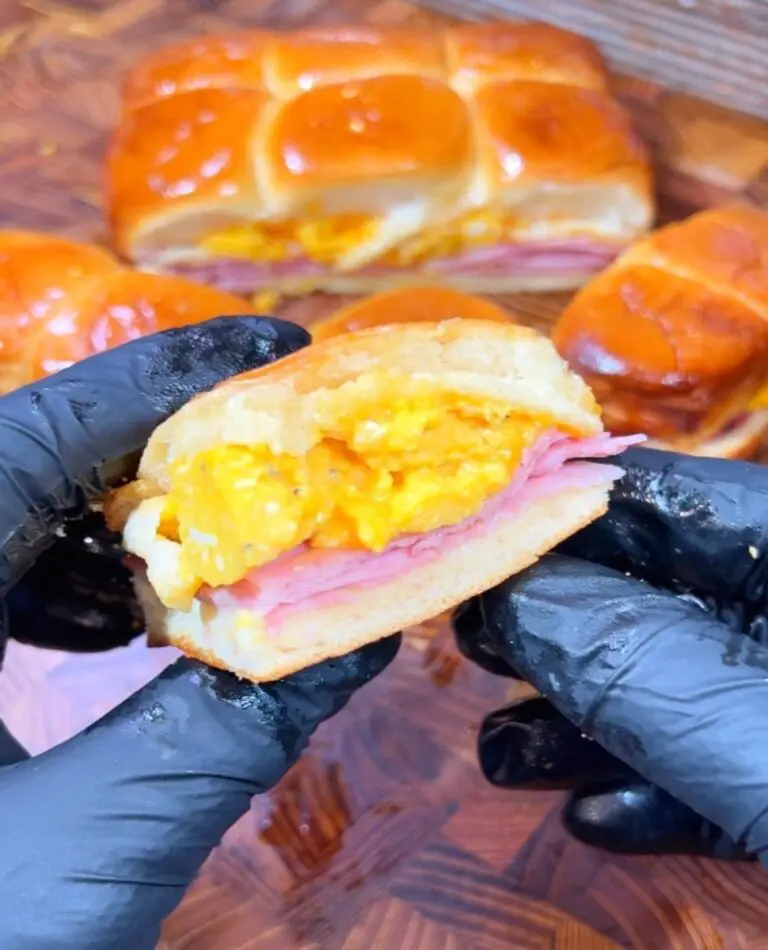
left=421, top=239, right=619, bottom=276
left=199, top=430, right=643, bottom=633
left=160, top=240, right=622, bottom=293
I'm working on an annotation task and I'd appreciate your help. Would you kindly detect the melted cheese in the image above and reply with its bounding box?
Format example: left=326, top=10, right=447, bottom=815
left=138, top=386, right=551, bottom=609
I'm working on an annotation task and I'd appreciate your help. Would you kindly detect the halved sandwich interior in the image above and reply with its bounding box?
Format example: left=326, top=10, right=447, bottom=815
left=108, top=322, right=641, bottom=680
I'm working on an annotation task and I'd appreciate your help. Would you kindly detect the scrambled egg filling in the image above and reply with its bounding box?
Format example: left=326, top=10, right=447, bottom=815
left=155, top=388, right=549, bottom=596
left=201, top=215, right=378, bottom=265
left=390, top=209, right=509, bottom=265
left=198, top=210, right=510, bottom=268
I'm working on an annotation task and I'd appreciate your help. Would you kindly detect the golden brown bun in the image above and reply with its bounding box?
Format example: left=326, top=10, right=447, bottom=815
left=310, top=286, right=514, bottom=341
left=110, top=319, right=613, bottom=683
left=552, top=204, right=768, bottom=458
left=262, top=73, right=473, bottom=210
left=0, top=230, right=249, bottom=393
left=0, top=231, right=118, bottom=392
left=113, top=320, right=602, bottom=499
left=107, top=21, right=652, bottom=283
left=121, top=31, right=270, bottom=111
left=137, top=480, right=611, bottom=683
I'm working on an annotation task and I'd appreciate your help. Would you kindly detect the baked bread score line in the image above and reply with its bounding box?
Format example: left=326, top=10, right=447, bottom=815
left=106, top=320, right=644, bottom=683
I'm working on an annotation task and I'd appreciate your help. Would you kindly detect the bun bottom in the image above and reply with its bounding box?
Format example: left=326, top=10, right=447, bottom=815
left=280, top=273, right=590, bottom=296
left=648, top=410, right=768, bottom=460
left=134, top=481, right=610, bottom=684
left=147, top=262, right=592, bottom=297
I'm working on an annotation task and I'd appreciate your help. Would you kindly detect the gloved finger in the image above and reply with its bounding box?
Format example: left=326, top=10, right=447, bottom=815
left=559, top=446, right=768, bottom=617
left=0, top=636, right=399, bottom=949
left=0, top=609, right=33, bottom=764
left=479, top=696, right=753, bottom=861
left=4, top=541, right=141, bottom=652
left=478, top=696, right=633, bottom=790
left=476, top=553, right=768, bottom=863
left=0, top=723, right=28, bottom=767
left=0, top=603, right=28, bottom=767
left=563, top=777, right=752, bottom=861
left=452, top=599, right=522, bottom=678
left=0, top=315, right=309, bottom=596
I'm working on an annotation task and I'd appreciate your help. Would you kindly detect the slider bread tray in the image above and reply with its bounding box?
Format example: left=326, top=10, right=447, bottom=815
left=1, top=0, right=767, bottom=947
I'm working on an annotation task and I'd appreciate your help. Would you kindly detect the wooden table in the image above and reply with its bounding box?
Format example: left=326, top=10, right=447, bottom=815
left=1, top=0, right=768, bottom=947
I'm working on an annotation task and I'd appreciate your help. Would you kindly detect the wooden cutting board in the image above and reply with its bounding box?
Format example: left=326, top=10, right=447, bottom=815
left=1, top=1, right=768, bottom=948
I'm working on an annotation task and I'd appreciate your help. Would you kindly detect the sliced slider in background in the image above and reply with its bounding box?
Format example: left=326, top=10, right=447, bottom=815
left=106, top=21, right=653, bottom=297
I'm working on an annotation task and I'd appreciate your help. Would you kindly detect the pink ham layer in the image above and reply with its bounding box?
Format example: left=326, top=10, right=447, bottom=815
left=198, top=430, right=644, bottom=633
left=159, top=239, right=622, bottom=293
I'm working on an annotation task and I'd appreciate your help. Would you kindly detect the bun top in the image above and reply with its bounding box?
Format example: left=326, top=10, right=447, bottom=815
left=0, top=229, right=247, bottom=390
left=136, top=319, right=604, bottom=489
left=552, top=204, right=768, bottom=439
left=0, top=233, right=120, bottom=379
left=310, top=286, right=514, bottom=341
left=107, top=22, right=651, bottom=259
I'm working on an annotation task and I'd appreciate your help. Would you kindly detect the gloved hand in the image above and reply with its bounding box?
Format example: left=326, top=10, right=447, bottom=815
left=454, top=447, right=768, bottom=865
left=0, top=315, right=399, bottom=950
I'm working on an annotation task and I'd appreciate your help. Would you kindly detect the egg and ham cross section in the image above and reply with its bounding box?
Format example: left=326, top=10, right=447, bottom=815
left=163, top=239, right=620, bottom=294
left=198, top=430, right=644, bottom=632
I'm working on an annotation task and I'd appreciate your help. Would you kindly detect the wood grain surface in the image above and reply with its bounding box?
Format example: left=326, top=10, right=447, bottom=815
left=1, top=1, right=768, bottom=948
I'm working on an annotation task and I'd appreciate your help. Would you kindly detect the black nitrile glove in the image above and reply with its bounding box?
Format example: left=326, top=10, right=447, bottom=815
left=454, top=447, right=768, bottom=864
left=0, top=315, right=399, bottom=950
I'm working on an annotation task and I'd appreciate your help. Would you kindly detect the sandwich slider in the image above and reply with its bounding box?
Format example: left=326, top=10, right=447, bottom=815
left=107, top=22, right=653, bottom=296
left=106, top=319, right=642, bottom=682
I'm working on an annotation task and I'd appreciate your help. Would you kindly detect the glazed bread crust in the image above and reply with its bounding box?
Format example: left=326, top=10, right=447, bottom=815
left=0, top=230, right=246, bottom=392
left=553, top=204, right=768, bottom=457
left=309, top=286, right=514, bottom=341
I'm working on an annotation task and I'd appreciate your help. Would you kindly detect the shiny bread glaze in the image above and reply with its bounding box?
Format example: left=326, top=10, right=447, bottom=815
left=108, top=89, right=270, bottom=252
left=262, top=74, right=473, bottom=202
left=0, top=230, right=248, bottom=392
left=121, top=32, right=270, bottom=109
left=265, top=27, right=447, bottom=98
left=107, top=21, right=652, bottom=263
left=444, top=21, right=607, bottom=92
left=310, top=286, right=514, bottom=341
left=474, top=82, right=644, bottom=189
left=553, top=204, right=768, bottom=449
